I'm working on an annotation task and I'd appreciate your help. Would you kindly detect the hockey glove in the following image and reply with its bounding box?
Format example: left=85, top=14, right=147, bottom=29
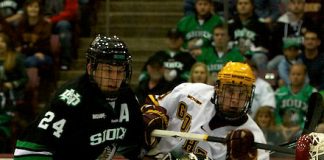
left=142, top=105, right=169, bottom=148
left=226, top=129, right=257, bottom=160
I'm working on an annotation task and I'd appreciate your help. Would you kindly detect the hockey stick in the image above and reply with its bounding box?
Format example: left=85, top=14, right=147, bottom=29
left=302, top=92, right=324, bottom=134
left=278, top=92, right=324, bottom=147
left=151, top=129, right=295, bottom=155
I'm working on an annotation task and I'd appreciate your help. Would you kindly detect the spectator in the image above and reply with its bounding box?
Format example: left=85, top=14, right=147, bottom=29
left=275, top=63, right=317, bottom=133
left=228, top=0, right=270, bottom=70
left=249, top=61, right=276, bottom=118
left=163, top=29, right=196, bottom=85
left=188, top=62, right=211, bottom=84
left=278, top=107, right=301, bottom=143
left=183, top=0, right=237, bottom=19
left=183, top=0, right=285, bottom=24
left=43, top=0, right=79, bottom=70
left=0, top=18, right=17, bottom=42
left=212, top=0, right=237, bottom=19
left=0, top=32, right=28, bottom=106
left=177, top=0, right=223, bottom=52
left=270, top=0, right=315, bottom=61
left=195, top=24, right=245, bottom=81
left=135, top=54, right=172, bottom=106
left=78, top=0, right=99, bottom=37
left=254, top=106, right=284, bottom=145
left=304, top=0, right=324, bottom=50
left=277, top=38, right=304, bottom=86
left=304, top=0, right=323, bottom=22
left=301, top=30, right=324, bottom=90
left=139, top=28, right=196, bottom=88
left=16, top=0, right=53, bottom=114
left=17, top=0, right=53, bottom=70
left=183, top=0, right=196, bottom=16
left=0, top=0, right=25, bottom=26
left=254, top=0, right=281, bottom=24
left=0, top=32, right=28, bottom=153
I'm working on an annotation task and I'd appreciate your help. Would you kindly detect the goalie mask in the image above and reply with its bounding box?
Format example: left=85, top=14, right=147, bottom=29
left=296, top=133, right=324, bottom=160
left=213, top=62, right=255, bottom=121
left=86, top=34, right=132, bottom=97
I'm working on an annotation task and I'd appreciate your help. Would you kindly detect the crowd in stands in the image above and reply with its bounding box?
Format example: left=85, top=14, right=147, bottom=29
left=0, top=0, right=101, bottom=154
left=136, top=0, right=324, bottom=158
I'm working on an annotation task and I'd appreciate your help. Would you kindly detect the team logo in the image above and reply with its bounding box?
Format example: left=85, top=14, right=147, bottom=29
left=59, top=89, right=81, bottom=106
left=90, top=127, right=127, bottom=145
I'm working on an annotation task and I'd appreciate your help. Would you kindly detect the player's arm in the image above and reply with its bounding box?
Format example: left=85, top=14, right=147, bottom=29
left=141, top=84, right=188, bottom=148
left=14, top=111, right=57, bottom=159
left=14, top=101, right=69, bottom=159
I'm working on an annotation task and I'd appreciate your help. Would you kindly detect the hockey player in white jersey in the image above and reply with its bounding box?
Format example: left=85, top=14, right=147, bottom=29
left=142, top=61, right=269, bottom=159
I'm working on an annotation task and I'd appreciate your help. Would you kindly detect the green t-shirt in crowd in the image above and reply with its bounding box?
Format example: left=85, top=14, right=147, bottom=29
left=196, top=47, right=245, bottom=74
left=177, top=14, right=223, bottom=50
left=275, top=84, right=317, bottom=127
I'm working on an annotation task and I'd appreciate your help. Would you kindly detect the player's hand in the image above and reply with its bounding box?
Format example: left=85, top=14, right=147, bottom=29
left=141, top=105, right=169, bottom=148
left=226, top=129, right=257, bottom=160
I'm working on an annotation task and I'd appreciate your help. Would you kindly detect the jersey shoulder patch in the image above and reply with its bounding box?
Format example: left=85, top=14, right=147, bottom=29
left=59, top=88, right=81, bottom=107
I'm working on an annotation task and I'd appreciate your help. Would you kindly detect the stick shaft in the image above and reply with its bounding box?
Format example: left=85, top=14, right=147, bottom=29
left=152, top=129, right=295, bottom=155
left=303, top=92, right=324, bottom=134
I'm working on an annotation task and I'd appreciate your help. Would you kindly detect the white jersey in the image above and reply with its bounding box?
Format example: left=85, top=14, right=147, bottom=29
left=148, top=83, right=269, bottom=160
left=250, top=77, right=276, bottom=118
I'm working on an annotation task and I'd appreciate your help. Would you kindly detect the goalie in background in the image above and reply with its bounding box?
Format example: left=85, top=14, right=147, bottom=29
left=142, top=62, right=269, bottom=159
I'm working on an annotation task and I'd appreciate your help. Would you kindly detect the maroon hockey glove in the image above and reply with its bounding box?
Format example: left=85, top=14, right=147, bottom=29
left=141, top=105, right=169, bottom=148
left=226, top=129, right=257, bottom=160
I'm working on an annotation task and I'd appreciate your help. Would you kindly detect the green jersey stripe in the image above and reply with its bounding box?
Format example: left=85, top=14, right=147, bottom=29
left=15, top=140, right=49, bottom=151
